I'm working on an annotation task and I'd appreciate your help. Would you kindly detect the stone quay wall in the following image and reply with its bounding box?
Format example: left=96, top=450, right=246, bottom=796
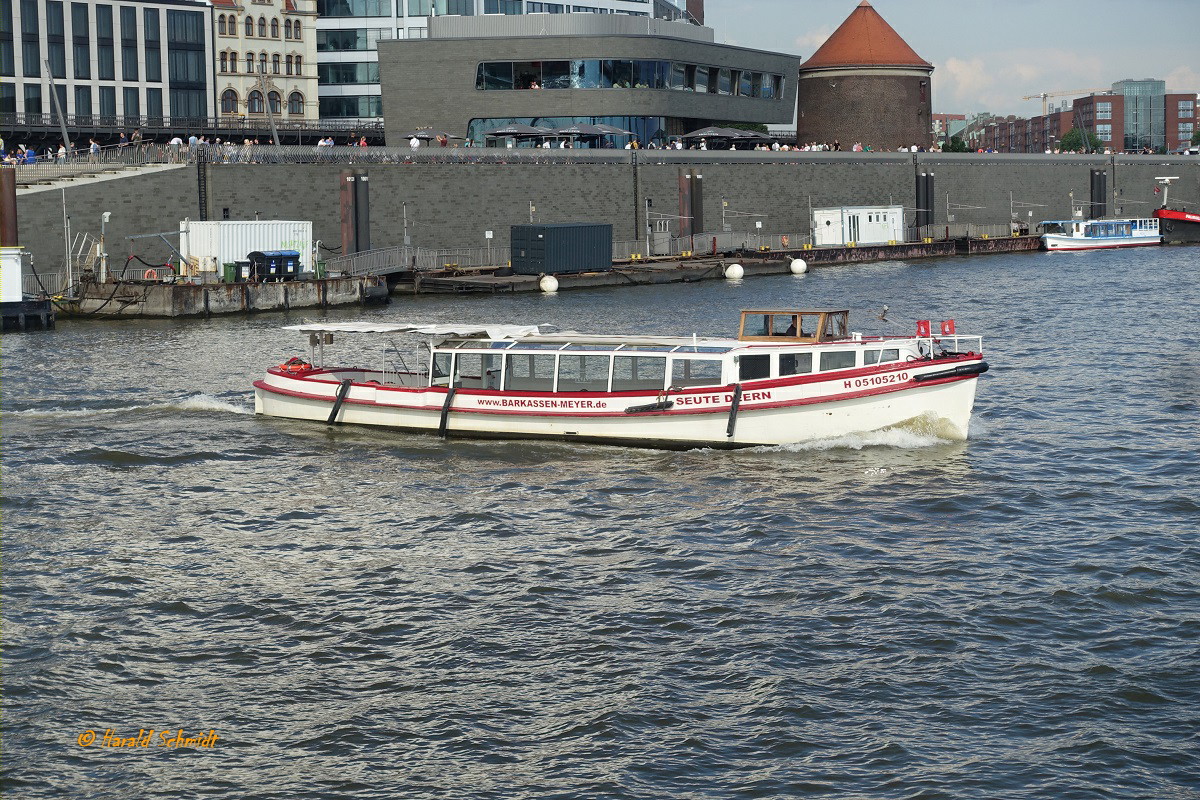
left=15, top=153, right=1199, bottom=277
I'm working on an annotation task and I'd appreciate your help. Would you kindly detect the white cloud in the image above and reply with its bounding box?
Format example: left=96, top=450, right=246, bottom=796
left=794, top=25, right=834, bottom=54
left=1165, top=65, right=1200, bottom=95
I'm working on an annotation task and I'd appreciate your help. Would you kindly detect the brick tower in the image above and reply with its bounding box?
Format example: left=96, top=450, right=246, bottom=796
left=796, top=1, right=933, bottom=149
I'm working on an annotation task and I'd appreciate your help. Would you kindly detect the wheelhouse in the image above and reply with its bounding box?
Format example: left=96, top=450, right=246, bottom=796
left=737, top=309, right=849, bottom=343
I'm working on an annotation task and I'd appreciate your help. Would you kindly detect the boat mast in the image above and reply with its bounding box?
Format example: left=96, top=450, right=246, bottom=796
left=1155, top=176, right=1179, bottom=209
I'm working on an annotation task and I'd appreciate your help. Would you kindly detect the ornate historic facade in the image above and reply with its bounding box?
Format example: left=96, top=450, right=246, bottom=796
left=211, top=0, right=318, bottom=123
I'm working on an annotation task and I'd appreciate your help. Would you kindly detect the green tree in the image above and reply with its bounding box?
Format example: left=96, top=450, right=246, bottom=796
left=1192, top=130, right=1200, bottom=146
left=1059, top=128, right=1103, bottom=152
left=945, top=134, right=970, bottom=153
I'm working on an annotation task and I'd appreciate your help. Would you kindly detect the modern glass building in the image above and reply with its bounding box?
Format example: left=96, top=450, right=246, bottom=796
left=1112, top=78, right=1167, bottom=152
left=315, top=0, right=695, bottom=122
left=377, top=13, right=799, bottom=146
left=0, top=0, right=215, bottom=128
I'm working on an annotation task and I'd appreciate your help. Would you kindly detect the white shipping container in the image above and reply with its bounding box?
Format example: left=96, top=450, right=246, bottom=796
left=1, top=247, right=27, bottom=303
left=179, top=220, right=313, bottom=271
left=812, top=206, right=905, bottom=247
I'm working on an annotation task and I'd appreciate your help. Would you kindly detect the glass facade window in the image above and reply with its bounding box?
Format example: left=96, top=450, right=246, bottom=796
left=48, top=42, right=66, bottom=77
left=99, top=84, right=114, bottom=117
left=71, top=2, right=87, bottom=38
left=1096, top=101, right=1111, bottom=120
left=270, top=19, right=278, bottom=38
left=98, top=42, right=114, bottom=79
left=434, top=0, right=472, bottom=12
left=317, top=61, right=380, bottom=84
left=73, top=43, right=90, bottom=78
left=220, top=87, right=237, bottom=112
left=168, top=48, right=205, bottom=82
left=19, top=0, right=35, bottom=34
left=317, top=28, right=391, bottom=51
left=467, top=115, right=666, bottom=147
left=1096, top=124, right=1112, bottom=142
left=122, top=86, right=138, bottom=118
left=1180, top=100, right=1195, bottom=119
left=21, top=40, right=37, bottom=76
left=318, top=94, right=383, bottom=118
left=527, top=2, right=563, bottom=10
left=244, top=16, right=252, bottom=36
left=74, top=85, right=90, bottom=116
left=146, top=87, right=161, bottom=122
left=122, top=44, right=137, bottom=79
left=317, top=0, right=390, bottom=16
left=118, top=5, right=133, bottom=40
left=1181, top=123, right=1194, bottom=140
left=217, top=14, right=226, bottom=35
left=474, top=59, right=783, bottom=99
left=0, top=39, right=11, bottom=77
left=24, top=82, right=40, bottom=113
left=47, top=1, right=64, bottom=35
left=1, top=83, right=17, bottom=113
left=144, top=7, right=158, bottom=40
left=272, top=53, right=279, bottom=73
left=288, top=91, right=303, bottom=114
left=484, top=0, right=522, bottom=12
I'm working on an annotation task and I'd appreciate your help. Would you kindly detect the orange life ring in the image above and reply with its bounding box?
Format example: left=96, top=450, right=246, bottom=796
left=144, top=269, right=156, bottom=280
left=278, top=357, right=311, bottom=374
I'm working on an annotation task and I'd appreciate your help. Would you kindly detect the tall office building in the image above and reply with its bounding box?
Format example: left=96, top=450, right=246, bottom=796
left=0, top=0, right=214, bottom=129
left=315, top=0, right=696, bottom=122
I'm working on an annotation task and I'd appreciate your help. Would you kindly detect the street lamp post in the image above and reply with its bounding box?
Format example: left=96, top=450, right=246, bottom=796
left=100, top=211, right=111, bottom=282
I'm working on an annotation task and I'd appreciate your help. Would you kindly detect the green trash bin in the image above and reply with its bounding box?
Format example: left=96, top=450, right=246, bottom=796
left=315, top=260, right=327, bottom=279
left=222, top=263, right=237, bottom=283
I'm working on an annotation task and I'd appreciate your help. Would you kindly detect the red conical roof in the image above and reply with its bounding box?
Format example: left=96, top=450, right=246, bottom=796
left=801, top=1, right=931, bottom=70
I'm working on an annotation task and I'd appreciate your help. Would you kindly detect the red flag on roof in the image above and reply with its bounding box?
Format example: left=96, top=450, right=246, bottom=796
left=916, top=320, right=931, bottom=337
left=941, top=319, right=956, bottom=335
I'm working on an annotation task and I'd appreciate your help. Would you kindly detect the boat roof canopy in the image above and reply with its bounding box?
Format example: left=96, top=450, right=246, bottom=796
left=282, top=322, right=543, bottom=339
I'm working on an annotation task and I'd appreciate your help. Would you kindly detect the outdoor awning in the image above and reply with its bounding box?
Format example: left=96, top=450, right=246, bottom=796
left=282, top=322, right=544, bottom=339
left=483, top=124, right=554, bottom=137
left=553, top=123, right=612, bottom=137
left=398, top=129, right=463, bottom=140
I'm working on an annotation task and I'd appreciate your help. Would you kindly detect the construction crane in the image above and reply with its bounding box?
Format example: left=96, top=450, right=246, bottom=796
left=1022, top=89, right=1112, bottom=116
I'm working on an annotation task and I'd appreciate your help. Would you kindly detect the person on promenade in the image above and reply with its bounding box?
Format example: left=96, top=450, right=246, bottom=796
left=89, top=138, right=100, bottom=162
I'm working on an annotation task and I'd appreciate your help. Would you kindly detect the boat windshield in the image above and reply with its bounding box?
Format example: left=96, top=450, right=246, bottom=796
left=1042, top=222, right=1067, bottom=234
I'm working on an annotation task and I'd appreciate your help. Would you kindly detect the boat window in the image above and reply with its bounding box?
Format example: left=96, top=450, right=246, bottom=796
left=748, top=314, right=770, bottom=336
left=819, top=351, right=857, bottom=371
left=453, top=353, right=500, bottom=390
left=779, top=352, right=812, bottom=376
left=504, top=353, right=556, bottom=392
left=561, top=343, right=614, bottom=351
left=556, top=354, right=610, bottom=392
left=514, top=343, right=563, bottom=350
left=863, top=348, right=900, bottom=366
left=432, top=352, right=452, bottom=386
left=671, top=358, right=723, bottom=388
left=738, top=354, right=771, bottom=381
left=771, top=314, right=797, bottom=336
left=823, top=313, right=848, bottom=339
left=611, top=355, right=666, bottom=391
left=674, top=345, right=729, bottom=354
left=622, top=345, right=674, bottom=352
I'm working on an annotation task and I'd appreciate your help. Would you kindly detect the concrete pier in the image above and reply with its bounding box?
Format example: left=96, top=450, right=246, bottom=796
left=64, top=275, right=389, bottom=318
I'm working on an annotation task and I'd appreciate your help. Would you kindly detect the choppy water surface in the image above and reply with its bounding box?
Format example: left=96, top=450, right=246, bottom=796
left=3, top=248, right=1198, bottom=799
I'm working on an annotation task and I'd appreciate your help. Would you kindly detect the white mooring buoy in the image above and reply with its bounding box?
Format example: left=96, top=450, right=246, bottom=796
left=790, top=257, right=808, bottom=275
left=724, top=263, right=744, bottom=280
left=539, top=274, right=559, bottom=293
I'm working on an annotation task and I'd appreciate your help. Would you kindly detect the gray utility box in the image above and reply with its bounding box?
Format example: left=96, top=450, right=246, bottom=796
left=510, top=223, right=613, bottom=275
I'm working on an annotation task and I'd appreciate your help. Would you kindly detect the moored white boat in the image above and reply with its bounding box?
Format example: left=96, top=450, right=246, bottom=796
left=253, top=310, right=988, bottom=450
left=1040, top=217, right=1161, bottom=250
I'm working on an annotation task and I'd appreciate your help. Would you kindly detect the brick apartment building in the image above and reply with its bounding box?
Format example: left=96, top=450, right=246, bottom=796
left=968, top=80, right=1196, bottom=153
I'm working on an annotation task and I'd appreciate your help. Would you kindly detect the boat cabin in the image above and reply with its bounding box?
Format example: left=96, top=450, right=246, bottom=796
left=737, top=309, right=849, bottom=343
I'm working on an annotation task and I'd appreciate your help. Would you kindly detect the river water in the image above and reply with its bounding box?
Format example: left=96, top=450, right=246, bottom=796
left=3, top=247, right=1198, bottom=799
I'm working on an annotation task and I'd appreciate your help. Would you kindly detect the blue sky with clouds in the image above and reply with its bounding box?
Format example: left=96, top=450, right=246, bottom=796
left=704, top=0, right=1200, bottom=116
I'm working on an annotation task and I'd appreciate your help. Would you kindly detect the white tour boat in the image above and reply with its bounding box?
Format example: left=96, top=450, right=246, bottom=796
left=1040, top=217, right=1161, bottom=250
left=253, top=310, right=988, bottom=449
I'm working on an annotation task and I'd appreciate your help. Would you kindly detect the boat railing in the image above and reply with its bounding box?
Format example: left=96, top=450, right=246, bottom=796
left=923, top=335, right=984, bottom=355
